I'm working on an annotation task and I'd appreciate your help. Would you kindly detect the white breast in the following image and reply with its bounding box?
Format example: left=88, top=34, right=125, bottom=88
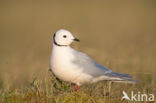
left=50, top=45, right=91, bottom=85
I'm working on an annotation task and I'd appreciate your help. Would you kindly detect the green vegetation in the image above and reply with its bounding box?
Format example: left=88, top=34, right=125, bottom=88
left=0, top=1, right=156, bottom=103
left=0, top=70, right=154, bottom=103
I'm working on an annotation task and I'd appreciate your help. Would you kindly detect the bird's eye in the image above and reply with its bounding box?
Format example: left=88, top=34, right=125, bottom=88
left=63, top=35, right=67, bottom=38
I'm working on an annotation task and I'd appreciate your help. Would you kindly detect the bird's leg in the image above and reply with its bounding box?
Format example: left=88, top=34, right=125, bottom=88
left=73, top=84, right=75, bottom=92
left=77, top=85, right=79, bottom=92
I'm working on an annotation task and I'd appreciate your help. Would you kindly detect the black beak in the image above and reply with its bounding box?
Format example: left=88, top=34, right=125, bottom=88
left=73, top=38, right=80, bottom=42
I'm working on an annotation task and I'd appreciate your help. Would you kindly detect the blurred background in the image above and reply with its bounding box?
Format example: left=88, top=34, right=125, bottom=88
left=0, top=0, right=156, bottom=90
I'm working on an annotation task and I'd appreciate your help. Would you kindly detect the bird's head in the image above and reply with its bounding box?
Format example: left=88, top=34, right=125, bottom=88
left=53, top=29, right=80, bottom=46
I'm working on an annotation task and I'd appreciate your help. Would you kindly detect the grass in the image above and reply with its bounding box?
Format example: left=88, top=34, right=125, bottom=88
left=0, top=69, right=155, bottom=103
left=0, top=1, right=156, bottom=103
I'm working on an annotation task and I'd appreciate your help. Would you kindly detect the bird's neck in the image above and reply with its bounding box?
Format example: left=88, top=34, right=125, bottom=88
left=52, top=44, right=72, bottom=55
left=51, top=44, right=74, bottom=63
left=52, top=43, right=70, bottom=49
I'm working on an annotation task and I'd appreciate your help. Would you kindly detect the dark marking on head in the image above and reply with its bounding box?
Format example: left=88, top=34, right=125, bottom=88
left=53, top=33, right=68, bottom=47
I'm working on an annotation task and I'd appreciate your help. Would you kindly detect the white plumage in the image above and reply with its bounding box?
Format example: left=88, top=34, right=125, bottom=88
left=50, top=29, right=137, bottom=86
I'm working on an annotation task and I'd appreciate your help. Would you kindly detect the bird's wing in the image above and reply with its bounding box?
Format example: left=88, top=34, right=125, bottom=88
left=71, top=49, right=112, bottom=77
left=71, top=49, right=134, bottom=80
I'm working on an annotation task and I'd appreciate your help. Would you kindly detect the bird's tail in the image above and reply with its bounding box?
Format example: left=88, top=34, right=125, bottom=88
left=112, top=78, right=138, bottom=84
left=107, top=71, right=138, bottom=84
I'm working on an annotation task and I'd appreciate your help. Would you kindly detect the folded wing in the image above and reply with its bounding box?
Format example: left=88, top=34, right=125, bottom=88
left=71, top=49, right=138, bottom=83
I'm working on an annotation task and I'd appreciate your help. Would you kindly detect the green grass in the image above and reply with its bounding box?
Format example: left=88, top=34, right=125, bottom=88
left=0, top=70, right=155, bottom=103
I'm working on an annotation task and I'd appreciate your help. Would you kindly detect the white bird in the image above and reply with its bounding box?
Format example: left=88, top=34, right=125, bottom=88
left=50, top=29, right=137, bottom=91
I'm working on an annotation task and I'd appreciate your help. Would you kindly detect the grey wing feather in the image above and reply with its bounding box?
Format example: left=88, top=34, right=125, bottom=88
left=71, top=50, right=110, bottom=77
left=72, top=49, right=133, bottom=80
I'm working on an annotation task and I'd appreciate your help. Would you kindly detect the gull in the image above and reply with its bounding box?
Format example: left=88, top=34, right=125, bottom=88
left=50, top=29, right=137, bottom=92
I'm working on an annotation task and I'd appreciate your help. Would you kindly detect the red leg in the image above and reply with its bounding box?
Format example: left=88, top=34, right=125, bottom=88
left=73, top=84, right=75, bottom=92
left=77, top=85, right=79, bottom=92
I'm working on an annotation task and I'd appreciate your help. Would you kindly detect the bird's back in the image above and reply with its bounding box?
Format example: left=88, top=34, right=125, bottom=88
left=71, top=49, right=112, bottom=77
left=71, top=48, right=137, bottom=83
